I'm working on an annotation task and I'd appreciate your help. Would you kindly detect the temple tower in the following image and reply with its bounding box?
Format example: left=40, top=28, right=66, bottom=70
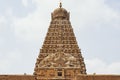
left=34, top=3, right=86, bottom=80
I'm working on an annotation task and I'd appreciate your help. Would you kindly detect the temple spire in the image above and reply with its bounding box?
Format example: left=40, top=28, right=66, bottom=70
left=34, top=2, right=86, bottom=79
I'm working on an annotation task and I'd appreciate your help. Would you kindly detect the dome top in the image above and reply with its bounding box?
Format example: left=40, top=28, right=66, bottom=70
left=53, top=7, right=68, bottom=16
left=51, top=2, right=69, bottom=20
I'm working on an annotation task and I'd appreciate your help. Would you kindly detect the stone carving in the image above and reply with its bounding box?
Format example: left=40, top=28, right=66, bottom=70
left=38, top=52, right=80, bottom=68
left=34, top=2, right=86, bottom=80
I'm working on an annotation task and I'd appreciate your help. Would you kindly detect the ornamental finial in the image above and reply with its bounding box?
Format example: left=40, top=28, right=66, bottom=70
left=59, top=2, right=62, bottom=8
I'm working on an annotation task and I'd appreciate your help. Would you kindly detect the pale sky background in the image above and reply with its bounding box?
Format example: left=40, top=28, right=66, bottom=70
left=0, top=0, right=120, bottom=75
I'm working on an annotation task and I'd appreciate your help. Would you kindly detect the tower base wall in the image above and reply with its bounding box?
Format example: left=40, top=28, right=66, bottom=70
left=0, top=74, right=120, bottom=80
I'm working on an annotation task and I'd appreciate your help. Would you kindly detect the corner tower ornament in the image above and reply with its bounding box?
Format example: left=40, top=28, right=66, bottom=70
left=34, top=3, right=86, bottom=80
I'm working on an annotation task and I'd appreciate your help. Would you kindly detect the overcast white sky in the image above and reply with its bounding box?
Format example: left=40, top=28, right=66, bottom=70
left=0, top=0, right=120, bottom=75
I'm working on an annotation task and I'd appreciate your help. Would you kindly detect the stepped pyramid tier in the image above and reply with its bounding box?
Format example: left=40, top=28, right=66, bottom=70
left=34, top=2, right=86, bottom=80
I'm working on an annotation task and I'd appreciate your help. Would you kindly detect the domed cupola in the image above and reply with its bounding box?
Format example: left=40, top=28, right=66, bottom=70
left=51, top=2, right=69, bottom=20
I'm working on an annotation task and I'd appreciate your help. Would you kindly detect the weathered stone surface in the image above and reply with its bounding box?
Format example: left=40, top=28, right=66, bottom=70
left=34, top=3, right=86, bottom=80
left=76, top=74, right=120, bottom=80
left=0, top=74, right=120, bottom=80
left=0, top=75, right=35, bottom=80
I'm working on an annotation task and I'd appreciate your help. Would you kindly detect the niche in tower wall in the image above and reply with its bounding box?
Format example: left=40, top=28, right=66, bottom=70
left=58, top=72, right=62, bottom=76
